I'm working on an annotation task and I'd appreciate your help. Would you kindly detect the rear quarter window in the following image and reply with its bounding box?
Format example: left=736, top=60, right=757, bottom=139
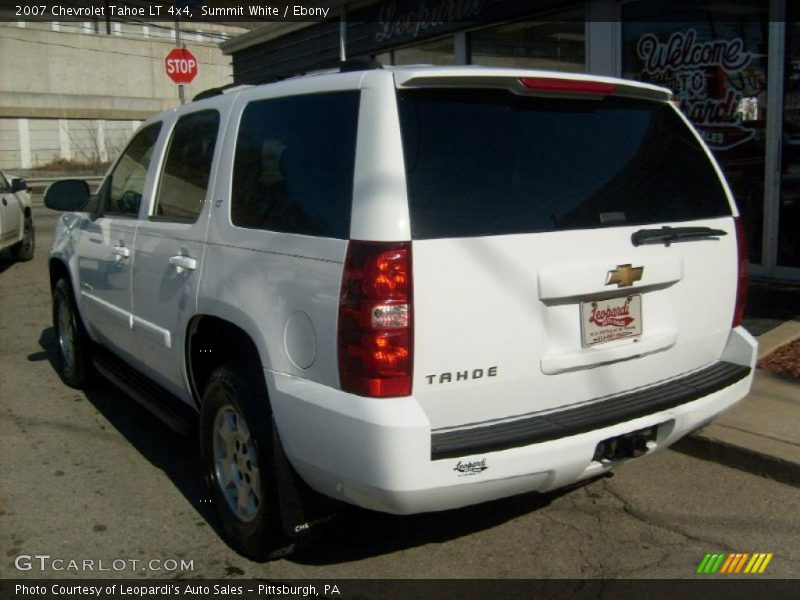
left=398, top=89, right=732, bottom=239
left=231, top=91, right=360, bottom=239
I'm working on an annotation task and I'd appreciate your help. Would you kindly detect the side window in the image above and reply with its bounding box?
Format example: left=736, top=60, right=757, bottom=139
left=0, top=172, right=10, bottom=192
left=231, top=92, right=360, bottom=239
left=154, top=110, right=220, bottom=222
left=103, top=123, right=161, bottom=217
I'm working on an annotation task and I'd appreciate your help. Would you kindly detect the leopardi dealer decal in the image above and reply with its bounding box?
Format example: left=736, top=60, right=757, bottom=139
left=454, top=458, right=488, bottom=476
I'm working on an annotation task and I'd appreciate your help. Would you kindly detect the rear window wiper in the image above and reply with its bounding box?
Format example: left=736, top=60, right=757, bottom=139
left=631, top=226, right=728, bottom=247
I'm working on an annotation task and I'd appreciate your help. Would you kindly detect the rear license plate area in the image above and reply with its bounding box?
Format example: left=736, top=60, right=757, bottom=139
left=593, top=426, right=657, bottom=462
left=580, top=294, right=642, bottom=347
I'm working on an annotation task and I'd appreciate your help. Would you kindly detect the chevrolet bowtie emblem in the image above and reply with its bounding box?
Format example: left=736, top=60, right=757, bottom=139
left=606, top=264, right=644, bottom=288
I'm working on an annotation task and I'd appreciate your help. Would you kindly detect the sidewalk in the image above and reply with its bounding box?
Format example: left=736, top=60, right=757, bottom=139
left=674, top=283, right=800, bottom=487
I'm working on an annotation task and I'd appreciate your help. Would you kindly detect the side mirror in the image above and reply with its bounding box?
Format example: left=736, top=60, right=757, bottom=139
left=11, top=178, right=27, bottom=192
left=44, top=180, right=90, bottom=212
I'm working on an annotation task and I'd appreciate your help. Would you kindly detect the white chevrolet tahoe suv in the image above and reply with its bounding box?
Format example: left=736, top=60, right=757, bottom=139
left=45, top=65, right=757, bottom=560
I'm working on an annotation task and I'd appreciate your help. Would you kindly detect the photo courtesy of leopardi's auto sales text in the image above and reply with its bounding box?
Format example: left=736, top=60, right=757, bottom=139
left=1, top=0, right=799, bottom=599
left=10, top=583, right=337, bottom=598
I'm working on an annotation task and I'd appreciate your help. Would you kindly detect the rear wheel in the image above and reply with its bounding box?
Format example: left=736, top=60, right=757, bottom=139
left=200, top=363, right=298, bottom=561
left=11, top=215, right=34, bottom=262
left=52, top=278, right=90, bottom=388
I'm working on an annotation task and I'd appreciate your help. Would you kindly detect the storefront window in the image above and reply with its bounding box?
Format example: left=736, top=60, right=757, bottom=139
left=468, top=10, right=586, bottom=72
left=622, top=0, right=769, bottom=265
left=392, top=36, right=455, bottom=66
left=780, top=15, right=800, bottom=269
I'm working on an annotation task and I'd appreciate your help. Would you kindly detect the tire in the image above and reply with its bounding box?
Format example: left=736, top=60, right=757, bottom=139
left=11, top=214, right=34, bottom=262
left=52, top=278, right=90, bottom=388
left=200, top=363, right=299, bottom=561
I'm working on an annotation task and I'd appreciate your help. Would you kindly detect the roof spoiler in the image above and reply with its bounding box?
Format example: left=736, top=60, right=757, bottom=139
left=395, top=73, right=672, bottom=103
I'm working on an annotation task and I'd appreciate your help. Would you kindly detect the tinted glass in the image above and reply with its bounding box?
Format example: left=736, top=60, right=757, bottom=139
left=398, top=89, right=732, bottom=239
left=393, top=37, right=455, bottom=65
left=104, top=123, right=161, bottom=217
left=231, top=92, right=360, bottom=239
left=155, top=110, right=220, bottom=222
left=622, top=9, right=769, bottom=264
left=779, top=15, right=800, bottom=268
left=0, top=172, right=9, bottom=192
left=469, top=11, right=586, bottom=72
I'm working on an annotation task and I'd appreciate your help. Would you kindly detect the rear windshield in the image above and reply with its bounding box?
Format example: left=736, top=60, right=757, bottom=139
left=397, top=89, right=732, bottom=239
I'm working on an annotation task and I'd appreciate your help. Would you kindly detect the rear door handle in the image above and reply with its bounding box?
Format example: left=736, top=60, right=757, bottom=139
left=169, top=255, right=197, bottom=273
left=111, top=245, right=130, bottom=261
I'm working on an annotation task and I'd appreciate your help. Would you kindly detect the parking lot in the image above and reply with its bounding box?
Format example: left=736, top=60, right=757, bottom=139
left=1, top=195, right=799, bottom=580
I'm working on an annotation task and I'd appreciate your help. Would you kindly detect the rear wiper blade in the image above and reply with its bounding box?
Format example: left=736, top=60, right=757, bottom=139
left=631, top=226, right=728, bottom=247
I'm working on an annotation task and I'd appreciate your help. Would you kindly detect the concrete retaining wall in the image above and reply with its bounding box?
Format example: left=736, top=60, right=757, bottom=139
left=0, top=21, right=246, bottom=169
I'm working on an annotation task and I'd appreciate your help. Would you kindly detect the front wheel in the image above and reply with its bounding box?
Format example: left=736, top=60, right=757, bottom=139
left=52, top=278, right=90, bottom=388
left=200, top=363, right=298, bottom=561
left=11, top=215, right=34, bottom=261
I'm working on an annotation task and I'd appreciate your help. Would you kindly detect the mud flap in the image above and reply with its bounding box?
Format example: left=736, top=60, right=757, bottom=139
left=272, top=422, right=340, bottom=540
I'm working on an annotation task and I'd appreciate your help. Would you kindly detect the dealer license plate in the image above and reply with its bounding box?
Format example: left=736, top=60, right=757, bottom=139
left=580, top=294, right=642, bottom=347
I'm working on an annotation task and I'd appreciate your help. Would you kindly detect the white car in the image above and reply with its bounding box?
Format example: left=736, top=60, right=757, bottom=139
left=44, top=65, right=757, bottom=560
left=0, top=171, right=34, bottom=261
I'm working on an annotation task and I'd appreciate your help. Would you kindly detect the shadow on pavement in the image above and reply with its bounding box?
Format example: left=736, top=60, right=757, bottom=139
left=293, top=488, right=562, bottom=566
left=0, top=250, right=18, bottom=274
left=742, top=281, right=800, bottom=337
left=33, top=326, right=227, bottom=543
left=32, top=325, right=571, bottom=565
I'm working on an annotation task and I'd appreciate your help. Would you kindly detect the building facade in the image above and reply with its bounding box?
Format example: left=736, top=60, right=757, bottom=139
left=222, top=0, right=798, bottom=282
left=0, top=18, right=247, bottom=173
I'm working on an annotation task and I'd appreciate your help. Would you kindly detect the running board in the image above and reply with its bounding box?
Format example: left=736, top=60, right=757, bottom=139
left=92, top=347, right=198, bottom=436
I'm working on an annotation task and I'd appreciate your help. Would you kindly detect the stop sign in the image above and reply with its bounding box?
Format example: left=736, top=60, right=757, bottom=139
left=165, top=48, right=197, bottom=85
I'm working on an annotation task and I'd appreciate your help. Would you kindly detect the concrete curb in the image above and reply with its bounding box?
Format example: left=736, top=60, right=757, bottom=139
left=677, top=327, right=800, bottom=487
left=756, top=320, right=800, bottom=360
left=674, top=430, right=800, bottom=489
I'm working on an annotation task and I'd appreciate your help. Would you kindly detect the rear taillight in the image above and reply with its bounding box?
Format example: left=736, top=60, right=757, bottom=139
left=519, top=77, right=616, bottom=95
left=733, top=217, right=748, bottom=327
left=338, top=241, right=412, bottom=397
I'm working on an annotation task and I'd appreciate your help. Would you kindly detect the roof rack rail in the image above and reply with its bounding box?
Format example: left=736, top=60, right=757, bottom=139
left=339, top=58, right=383, bottom=73
left=192, top=83, right=245, bottom=102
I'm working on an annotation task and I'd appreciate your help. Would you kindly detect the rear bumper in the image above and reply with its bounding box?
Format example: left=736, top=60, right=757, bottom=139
left=431, top=361, right=750, bottom=459
left=268, top=327, right=757, bottom=514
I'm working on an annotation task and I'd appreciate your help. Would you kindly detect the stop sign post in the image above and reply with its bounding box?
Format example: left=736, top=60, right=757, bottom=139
left=165, top=48, right=198, bottom=85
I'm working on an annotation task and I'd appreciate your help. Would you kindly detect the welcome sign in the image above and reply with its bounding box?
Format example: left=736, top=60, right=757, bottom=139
left=635, top=28, right=760, bottom=152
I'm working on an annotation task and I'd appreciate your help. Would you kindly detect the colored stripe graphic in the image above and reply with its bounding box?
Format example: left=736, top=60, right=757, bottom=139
left=709, top=553, right=725, bottom=573
left=734, top=553, right=750, bottom=573
left=719, top=554, right=736, bottom=574
left=699, top=552, right=773, bottom=574
left=745, top=553, right=774, bottom=574
left=759, top=554, right=773, bottom=573
left=745, top=554, right=761, bottom=573
left=696, top=554, right=713, bottom=574
left=715, top=553, right=727, bottom=573
left=734, top=553, right=745, bottom=573
left=700, top=553, right=718, bottom=574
